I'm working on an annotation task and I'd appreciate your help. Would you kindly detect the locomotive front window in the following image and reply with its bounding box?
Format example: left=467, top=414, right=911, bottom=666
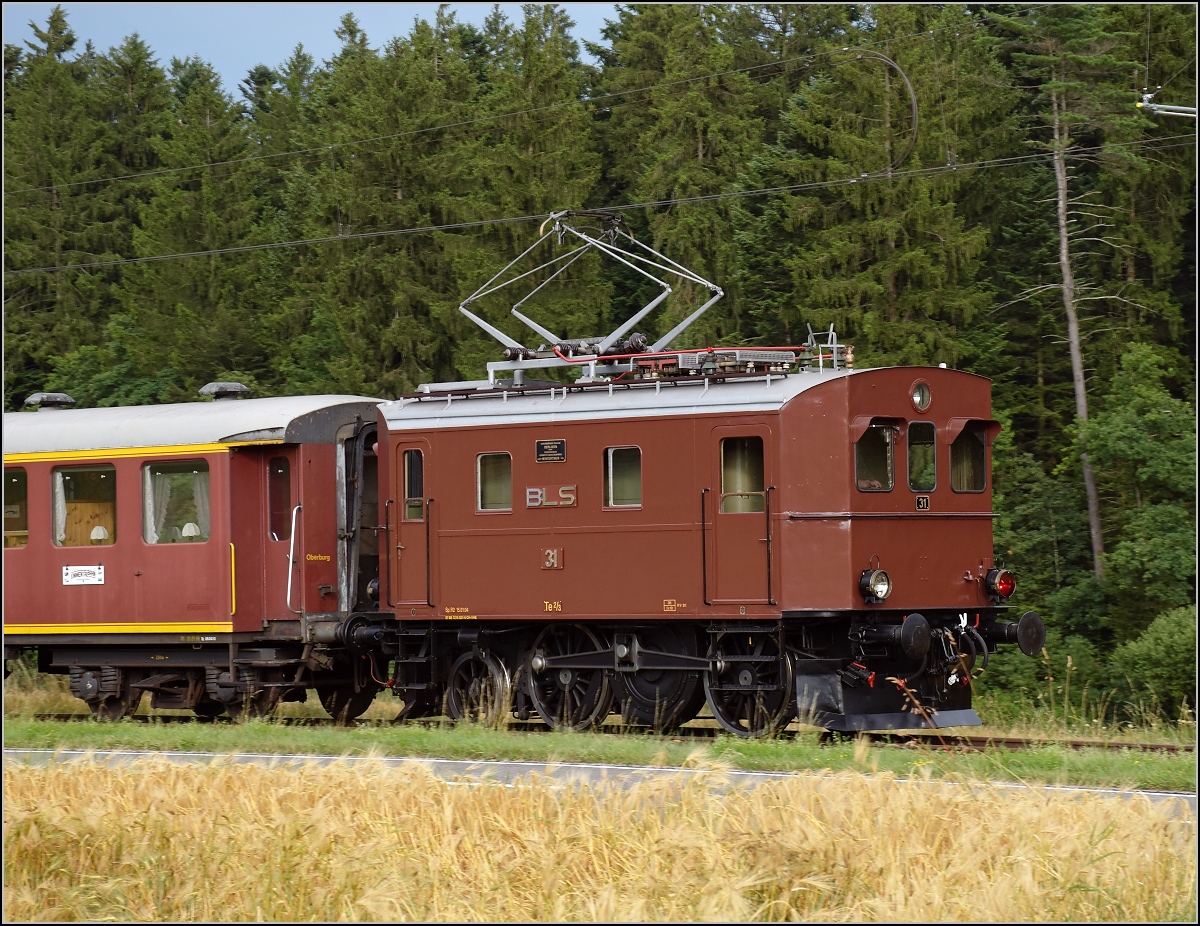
left=907, top=422, right=937, bottom=492
left=855, top=426, right=893, bottom=491
left=404, top=450, right=424, bottom=520
left=951, top=426, right=987, bottom=492
left=268, top=457, right=291, bottom=541
left=51, top=464, right=116, bottom=546
left=720, top=437, right=765, bottom=513
left=4, top=468, right=28, bottom=548
left=604, top=447, right=642, bottom=507
left=143, top=461, right=210, bottom=543
left=477, top=453, right=512, bottom=511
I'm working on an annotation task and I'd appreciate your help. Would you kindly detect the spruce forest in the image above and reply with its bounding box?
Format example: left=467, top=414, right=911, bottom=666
left=4, top=3, right=1196, bottom=716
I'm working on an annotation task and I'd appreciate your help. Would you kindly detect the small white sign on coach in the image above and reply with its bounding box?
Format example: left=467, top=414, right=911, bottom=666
left=63, top=565, right=104, bottom=585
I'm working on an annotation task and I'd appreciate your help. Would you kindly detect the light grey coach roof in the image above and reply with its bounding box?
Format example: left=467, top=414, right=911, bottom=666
left=381, top=367, right=855, bottom=431
left=3, top=395, right=382, bottom=455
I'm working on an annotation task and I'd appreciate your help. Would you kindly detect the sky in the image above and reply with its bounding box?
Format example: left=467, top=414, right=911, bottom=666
left=3, top=2, right=619, bottom=94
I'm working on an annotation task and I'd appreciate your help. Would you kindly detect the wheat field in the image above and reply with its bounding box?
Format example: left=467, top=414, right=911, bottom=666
left=3, top=756, right=1194, bottom=923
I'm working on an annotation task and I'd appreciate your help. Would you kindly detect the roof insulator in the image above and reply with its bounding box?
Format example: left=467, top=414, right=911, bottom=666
left=24, top=392, right=76, bottom=410
left=199, top=382, right=250, bottom=401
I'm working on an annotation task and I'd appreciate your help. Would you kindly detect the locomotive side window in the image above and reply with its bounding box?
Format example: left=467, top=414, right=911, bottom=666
left=720, top=437, right=765, bottom=513
left=477, top=452, right=512, bottom=511
left=403, top=449, right=424, bottom=520
left=143, top=461, right=210, bottom=543
left=51, top=464, right=116, bottom=546
left=907, top=422, right=937, bottom=492
left=604, top=447, right=642, bottom=507
left=951, top=426, right=987, bottom=492
left=4, top=468, right=28, bottom=548
left=855, top=426, right=893, bottom=491
left=268, top=457, right=291, bottom=541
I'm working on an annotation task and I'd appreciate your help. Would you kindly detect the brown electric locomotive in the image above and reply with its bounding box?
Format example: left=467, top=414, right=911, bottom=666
left=2, top=212, right=1044, bottom=734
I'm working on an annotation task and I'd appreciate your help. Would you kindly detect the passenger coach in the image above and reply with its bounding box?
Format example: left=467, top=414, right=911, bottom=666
left=3, top=386, right=381, bottom=719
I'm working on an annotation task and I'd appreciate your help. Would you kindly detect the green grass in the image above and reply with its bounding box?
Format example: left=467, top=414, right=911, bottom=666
left=3, top=716, right=1195, bottom=793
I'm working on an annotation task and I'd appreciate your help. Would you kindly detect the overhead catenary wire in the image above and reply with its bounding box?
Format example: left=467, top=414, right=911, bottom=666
left=6, top=133, right=1192, bottom=278
left=3, top=4, right=1054, bottom=199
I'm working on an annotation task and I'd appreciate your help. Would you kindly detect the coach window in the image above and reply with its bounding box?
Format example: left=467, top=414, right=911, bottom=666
left=477, top=452, right=512, bottom=511
left=951, top=425, right=987, bottom=492
left=4, top=468, right=28, bottom=548
left=268, top=457, right=291, bottom=541
left=604, top=447, right=642, bottom=507
left=720, top=437, right=765, bottom=513
left=908, top=422, right=937, bottom=492
left=403, top=449, right=424, bottom=520
left=855, top=426, right=894, bottom=491
left=51, top=464, right=116, bottom=546
left=143, top=461, right=210, bottom=544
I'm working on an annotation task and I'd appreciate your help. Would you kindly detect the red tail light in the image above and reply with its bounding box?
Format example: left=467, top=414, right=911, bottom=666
left=985, top=568, right=1016, bottom=600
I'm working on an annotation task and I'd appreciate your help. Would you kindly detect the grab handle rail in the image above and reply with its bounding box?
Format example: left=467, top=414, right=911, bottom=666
left=286, top=504, right=303, bottom=614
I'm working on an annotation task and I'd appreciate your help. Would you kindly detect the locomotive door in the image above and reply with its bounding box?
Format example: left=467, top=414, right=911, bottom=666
left=390, top=439, right=431, bottom=606
left=709, top=425, right=774, bottom=604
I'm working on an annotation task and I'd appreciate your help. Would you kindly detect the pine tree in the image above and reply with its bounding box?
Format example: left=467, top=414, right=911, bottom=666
left=3, top=8, right=114, bottom=407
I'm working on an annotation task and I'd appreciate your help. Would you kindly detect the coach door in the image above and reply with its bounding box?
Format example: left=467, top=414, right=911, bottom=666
left=263, top=449, right=301, bottom=619
left=390, top=439, right=432, bottom=607
left=709, top=425, right=775, bottom=604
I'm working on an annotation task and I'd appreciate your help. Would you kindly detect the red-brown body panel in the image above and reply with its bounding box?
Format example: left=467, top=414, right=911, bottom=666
left=379, top=366, right=1000, bottom=624
left=4, top=453, right=231, bottom=631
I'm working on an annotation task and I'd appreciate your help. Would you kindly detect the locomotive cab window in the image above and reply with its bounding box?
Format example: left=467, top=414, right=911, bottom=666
left=143, top=461, right=210, bottom=544
left=855, top=426, right=894, bottom=491
left=604, top=447, right=642, bottom=508
left=52, top=464, right=116, bottom=546
left=720, top=437, right=765, bottom=513
left=477, top=452, right=512, bottom=511
left=5, top=468, right=28, bottom=548
left=268, top=457, right=291, bottom=541
left=403, top=449, right=425, bottom=520
left=908, top=422, right=936, bottom=492
left=951, top=425, right=988, bottom=492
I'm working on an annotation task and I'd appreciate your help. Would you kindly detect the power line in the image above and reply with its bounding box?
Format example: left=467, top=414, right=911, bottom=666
left=4, top=5, right=1053, bottom=198
left=7, top=133, right=1191, bottom=278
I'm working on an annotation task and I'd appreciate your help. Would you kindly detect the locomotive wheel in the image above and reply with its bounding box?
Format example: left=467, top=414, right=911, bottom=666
left=316, top=682, right=379, bottom=724
left=444, top=651, right=511, bottom=725
left=393, top=692, right=438, bottom=723
left=526, top=624, right=613, bottom=731
left=615, top=626, right=706, bottom=731
left=704, top=631, right=794, bottom=738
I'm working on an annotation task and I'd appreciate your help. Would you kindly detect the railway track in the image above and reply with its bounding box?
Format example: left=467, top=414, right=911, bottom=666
left=26, top=713, right=1196, bottom=754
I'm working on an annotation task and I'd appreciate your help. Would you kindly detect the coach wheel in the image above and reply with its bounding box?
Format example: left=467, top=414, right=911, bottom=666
left=316, top=682, right=379, bottom=724
left=444, top=651, right=511, bottom=726
left=704, top=631, right=794, bottom=738
left=192, top=699, right=226, bottom=720
left=89, top=687, right=143, bottom=722
left=526, top=623, right=613, bottom=732
left=225, top=688, right=282, bottom=722
left=615, top=626, right=706, bottom=732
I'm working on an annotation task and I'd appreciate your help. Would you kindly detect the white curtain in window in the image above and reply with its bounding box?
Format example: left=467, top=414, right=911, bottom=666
left=143, top=470, right=173, bottom=543
left=193, top=471, right=210, bottom=538
left=52, top=472, right=67, bottom=544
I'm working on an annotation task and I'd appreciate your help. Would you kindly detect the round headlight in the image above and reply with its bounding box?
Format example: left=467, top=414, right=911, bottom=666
left=859, top=569, right=892, bottom=602
left=985, top=568, right=1016, bottom=600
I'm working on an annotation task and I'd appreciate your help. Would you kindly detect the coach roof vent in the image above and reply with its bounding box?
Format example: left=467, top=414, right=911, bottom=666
left=199, top=381, right=250, bottom=401
left=23, top=392, right=76, bottom=410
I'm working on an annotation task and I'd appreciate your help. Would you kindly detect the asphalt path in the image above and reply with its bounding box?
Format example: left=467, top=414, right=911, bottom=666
left=5, top=747, right=1196, bottom=819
